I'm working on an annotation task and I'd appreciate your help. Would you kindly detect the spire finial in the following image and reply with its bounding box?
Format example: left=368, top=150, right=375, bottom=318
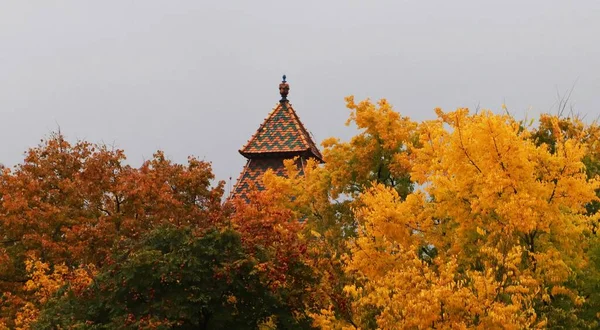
left=279, top=74, right=289, bottom=102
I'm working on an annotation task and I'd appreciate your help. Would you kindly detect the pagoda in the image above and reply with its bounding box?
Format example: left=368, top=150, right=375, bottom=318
left=231, top=76, right=324, bottom=200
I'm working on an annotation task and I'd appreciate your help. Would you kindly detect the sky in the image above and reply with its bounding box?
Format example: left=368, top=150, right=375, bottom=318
left=1, top=1, right=599, bottom=194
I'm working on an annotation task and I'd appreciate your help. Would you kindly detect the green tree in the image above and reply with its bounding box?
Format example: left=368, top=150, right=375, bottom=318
left=33, top=225, right=311, bottom=329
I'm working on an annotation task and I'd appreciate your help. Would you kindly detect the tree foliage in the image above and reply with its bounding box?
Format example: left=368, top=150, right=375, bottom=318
left=33, top=226, right=307, bottom=329
left=0, top=133, right=224, bottom=327
left=0, top=132, right=314, bottom=329
left=264, top=100, right=600, bottom=329
left=2, top=95, right=600, bottom=329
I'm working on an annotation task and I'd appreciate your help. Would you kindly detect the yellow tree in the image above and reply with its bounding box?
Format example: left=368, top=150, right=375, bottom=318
left=7, top=257, right=96, bottom=330
left=530, top=114, right=600, bottom=325
left=321, top=103, right=599, bottom=328
left=322, top=96, right=417, bottom=200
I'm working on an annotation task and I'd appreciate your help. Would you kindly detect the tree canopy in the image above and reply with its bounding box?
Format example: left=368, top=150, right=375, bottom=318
left=1, top=98, right=599, bottom=329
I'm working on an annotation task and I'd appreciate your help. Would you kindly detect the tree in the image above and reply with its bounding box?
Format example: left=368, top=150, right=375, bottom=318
left=308, top=102, right=599, bottom=328
left=4, top=98, right=600, bottom=329
left=321, top=96, right=417, bottom=200
left=0, top=133, right=225, bottom=327
left=530, top=114, right=600, bottom=327
left=229, top=171, right=318, bottom=326
left=32, top=225, right=310, bottom=329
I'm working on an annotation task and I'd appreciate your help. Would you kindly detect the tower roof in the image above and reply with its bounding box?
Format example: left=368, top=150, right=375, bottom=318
left=238, top=77, right=323, bottom=162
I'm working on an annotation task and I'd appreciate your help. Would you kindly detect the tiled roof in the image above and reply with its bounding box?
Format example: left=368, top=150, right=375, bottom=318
left=231, top=77, right=324, bottom=201
left=231, top=157, right=298, bottom=201
left=239, top=101, right=323, bottom=162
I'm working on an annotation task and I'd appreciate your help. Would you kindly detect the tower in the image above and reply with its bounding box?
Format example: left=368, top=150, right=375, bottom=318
left=231, top=76, right=324, bottom=200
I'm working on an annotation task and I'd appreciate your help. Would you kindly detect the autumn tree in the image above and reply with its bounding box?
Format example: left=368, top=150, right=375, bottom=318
left=530, top=114, right=600, bottom=327
left=3, top=97, right=600, bottom=329
left=322, top=96, right=417, bottom=200
left=0, top=133, right=225, bottom=327
left=32, top=225, right=309, bottom=329
left=1, top=132, right=317, bottom=329
left=331, top=105, right=599, bottom=328
left=258, top=98, right=599, bottom=328
left=228, top=174, right=319, bottom=326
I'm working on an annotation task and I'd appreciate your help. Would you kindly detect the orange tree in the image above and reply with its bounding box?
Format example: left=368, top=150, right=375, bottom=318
left=0, top=133, right=224, bottom=327
left=228, top=177, right=319, bottom=326
left=1, top=132, right=320, bottom=329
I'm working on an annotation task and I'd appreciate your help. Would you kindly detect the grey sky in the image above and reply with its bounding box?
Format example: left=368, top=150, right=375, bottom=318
left=1, top=1, right=599, bottom=192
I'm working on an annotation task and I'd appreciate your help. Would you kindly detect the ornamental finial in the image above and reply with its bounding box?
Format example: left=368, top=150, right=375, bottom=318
left=279, top=75, right=289, bottom=102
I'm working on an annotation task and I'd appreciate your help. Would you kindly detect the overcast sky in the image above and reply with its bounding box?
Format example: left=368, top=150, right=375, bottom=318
left=1, top=1, right=599, bottom=193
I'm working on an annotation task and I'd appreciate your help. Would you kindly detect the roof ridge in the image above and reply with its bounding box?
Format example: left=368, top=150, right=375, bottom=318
left=286, top=103, right=323, bottom=160
left=230, top=159, right=251, bottom=199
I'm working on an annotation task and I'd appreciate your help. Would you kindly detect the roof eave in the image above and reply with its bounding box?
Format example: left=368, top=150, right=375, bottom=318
left=239, top=149, right=324, bottom=163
